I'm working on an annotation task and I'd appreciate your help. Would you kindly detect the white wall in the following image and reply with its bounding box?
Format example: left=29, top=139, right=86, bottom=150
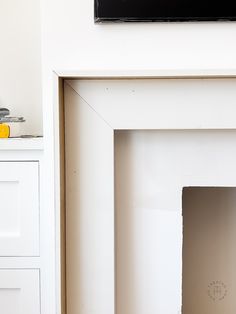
left=1, top=0, right=234, bottom=137
left=42, top=0, right=236, bottom=72
left=41, top=0, right=236, bottom=142
left=0, top=0, right=42, bottom=135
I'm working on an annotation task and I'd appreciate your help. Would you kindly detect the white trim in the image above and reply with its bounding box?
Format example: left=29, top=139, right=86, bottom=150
left=66, top=78, right=236, bottom=130
left=53, top=73, right=62, bottom=314
left=0, top=138, right=43, bottom=151
left=64, top=83, right=115, bottom=313
left=55, top=69, right=236, bottom=79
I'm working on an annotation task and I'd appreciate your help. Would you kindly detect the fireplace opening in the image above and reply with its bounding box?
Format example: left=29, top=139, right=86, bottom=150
left=182, top=187, right=236, bottom=314
left=115, top=131, right=236, bottom=314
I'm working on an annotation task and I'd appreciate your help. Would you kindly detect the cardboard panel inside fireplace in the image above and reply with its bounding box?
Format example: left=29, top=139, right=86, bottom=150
left=182, top=187, right=236, bottom=314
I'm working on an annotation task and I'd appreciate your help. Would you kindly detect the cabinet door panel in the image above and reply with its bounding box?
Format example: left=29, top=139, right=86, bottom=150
left=0, top=162, right=39, bottom=256
left=0, top=270, right=40, bottom=314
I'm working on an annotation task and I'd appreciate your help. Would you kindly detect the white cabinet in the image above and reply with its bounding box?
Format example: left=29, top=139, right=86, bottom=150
left=0, top=270, right=40, bottom=314
left=0, top=162, right=39, bottom=256
left=0, top=138, right=43, bottom=314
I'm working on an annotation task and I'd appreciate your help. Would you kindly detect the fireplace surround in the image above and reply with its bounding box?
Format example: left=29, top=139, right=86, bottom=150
left=53, top=72, right=236, bottom=314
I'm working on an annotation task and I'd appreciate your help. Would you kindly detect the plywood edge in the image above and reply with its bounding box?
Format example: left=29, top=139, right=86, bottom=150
left=59, top=77, right=66, bottom=314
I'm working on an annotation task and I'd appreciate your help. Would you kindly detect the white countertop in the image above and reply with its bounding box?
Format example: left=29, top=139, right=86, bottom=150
left=0, top=137, right=43, bottom=150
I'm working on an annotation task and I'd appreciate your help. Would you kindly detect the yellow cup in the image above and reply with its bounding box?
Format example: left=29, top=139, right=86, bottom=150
left=0, top=124, right=10, bottom=138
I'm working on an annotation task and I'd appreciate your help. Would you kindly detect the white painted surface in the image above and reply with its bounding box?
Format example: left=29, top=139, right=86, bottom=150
left=0, top=0, right=42, bottom=135
left=0, top=162, right=39, bottom=256
left=56, top=69, right=236, bottom=78
left=0, top=269, right=40, bottom=314
left=40, top=0, right=236, bottom=307
left=0, top=140, right=43, bottom=314
left=65, top=82, right=114, bottom=314
left=62, top=81, right=236, bottom=314
left=0, top=138, right=43, bottom=151
left=41, top=0, right=236, bottom=72
left=115, top=132, right=182, bottom=314
left=114, top=130, right=236, bottom=314
left=67, top=79, right=236, bottom=129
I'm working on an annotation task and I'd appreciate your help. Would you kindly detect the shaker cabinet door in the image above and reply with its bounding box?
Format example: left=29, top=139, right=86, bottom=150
left=0, top=162, right=39, bottom=256
left=0, top=270, right=40, bottom=314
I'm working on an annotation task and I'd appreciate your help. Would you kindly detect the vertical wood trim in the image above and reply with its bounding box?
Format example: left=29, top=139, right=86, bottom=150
left=64, top=83, right=115, bottom=314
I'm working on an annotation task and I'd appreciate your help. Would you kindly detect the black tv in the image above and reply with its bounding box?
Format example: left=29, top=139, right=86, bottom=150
left=95, top=0, right=236, bottom=22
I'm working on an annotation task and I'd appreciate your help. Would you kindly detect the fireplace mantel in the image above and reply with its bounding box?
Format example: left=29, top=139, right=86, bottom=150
left=48, top=71, right=236, bottom=314
left=54, top=68, right=236, bottom=79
